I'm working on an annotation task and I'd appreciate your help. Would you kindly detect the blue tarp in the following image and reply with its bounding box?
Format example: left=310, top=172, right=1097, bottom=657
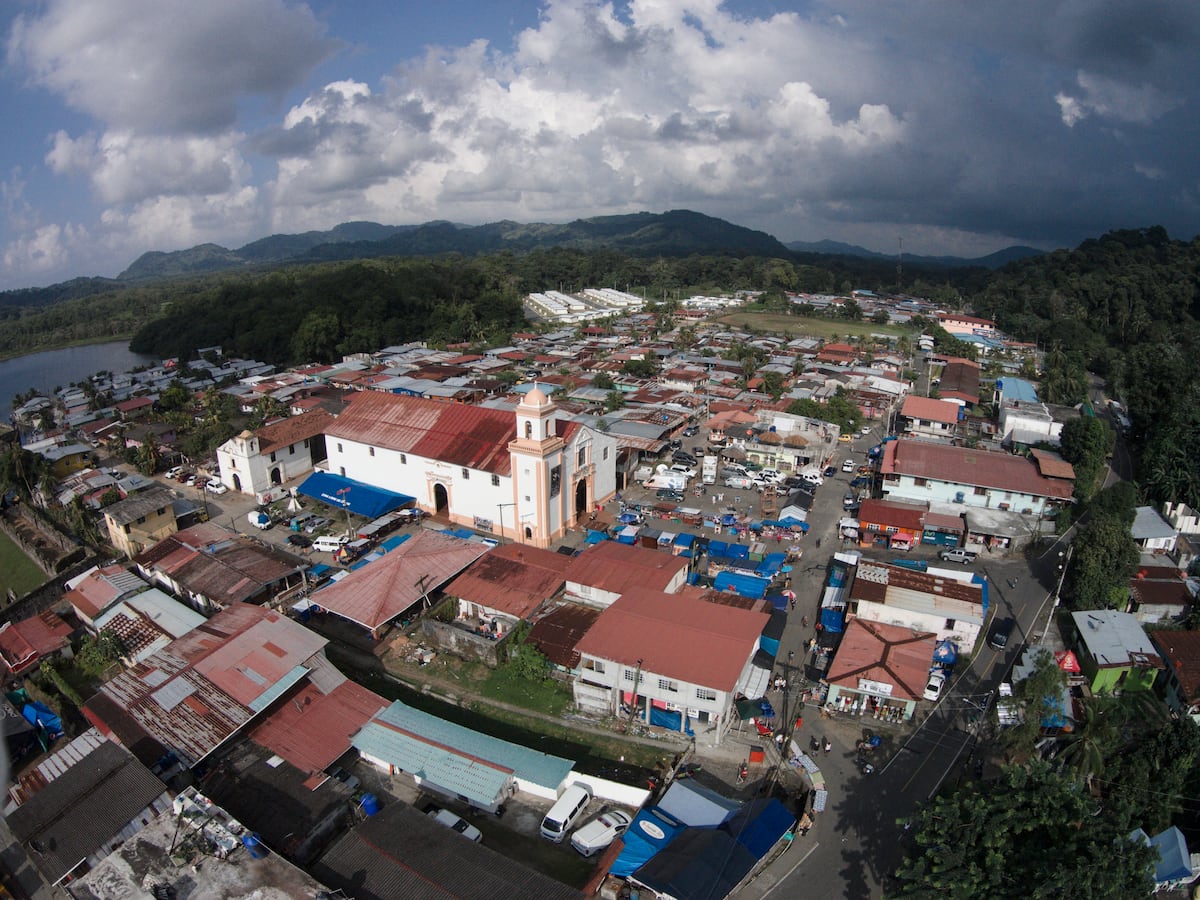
left=296, top=471, right=414, bottom=519
left=378, top=534, right=410, bottom=552
left=708, top=540, right=730, bottom=557
left=933, top=640, right=958, bottom=665
left=820, top=606, right=845, bottom=633
left=673, top=533, right=696, bottom=548
left=975, top=573, right=989, bottom=622
left=441, top=527, right=475, bottom=540
left=724, top=798, right=795, bottom=858
left=649, top=706, right=694, bottom=736
left=632, top=828, right=757, bottom=899
left=1150, top=827, right=1193, bottom=884
left=585, top=529, right=609, bottom=544
left=713, top=571, right=770, bottom=600
left=611, top=808, right=687, bottom=877
left=765, top=593, right=789, bottom=612
left=22, top=701, right=62, bottom=738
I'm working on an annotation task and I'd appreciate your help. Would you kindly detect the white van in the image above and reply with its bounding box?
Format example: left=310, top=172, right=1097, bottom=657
left=540, top=783, right=593, bottom=842
left=312, top=534, right=349, bottom=553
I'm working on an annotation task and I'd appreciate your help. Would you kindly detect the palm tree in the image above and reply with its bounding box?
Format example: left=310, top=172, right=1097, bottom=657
left=1061, top=696, right=1120, bottom=786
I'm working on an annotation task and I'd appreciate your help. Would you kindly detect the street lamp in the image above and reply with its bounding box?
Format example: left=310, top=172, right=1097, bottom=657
left=497, top=502, right=516, bottom=542
left=336, top=486, right=352, bottom=538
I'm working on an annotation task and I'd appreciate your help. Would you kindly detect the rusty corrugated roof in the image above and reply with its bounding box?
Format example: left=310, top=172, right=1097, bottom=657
left=443, top=544, right=570, bottom=620
left=527, top=604, right=601, bottom=669
left=325, top=391, right=517, bottom=475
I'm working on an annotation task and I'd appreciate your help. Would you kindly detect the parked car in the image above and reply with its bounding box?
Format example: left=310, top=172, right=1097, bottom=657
left=285, top=534, right=312, bottom=548
left=672, top=450, right=697, bottom=465
left=668, top=439, right=683, bottom=450
left=923, top=671, right=946, bottom=702
left=205, top=479, right=228, bottom=494
left=427, top=807, right=482, bottom=843
left=669, top=465, right=696, bottom=478
left=165, top=465, right=184, bottom=480
left=724, top=475, right=755, bottom=489
left=850, top=475, right=872, bottom=489
left=838, top=433, right=853, bottom=443
left=823, top=465, right=836, bottom=478
left=682, top=425, right=699, bottom=437
left=843, top=493, right=858, bottom=509
left=938, top=548, right=978, bottom=564
left=304, top=516, right=331, bottom=534
left=656, top=488, right=684, bottom=501
left=313, top=534, right=350, bottom=553
left=571, top=809, right=632, bottom=857
left=184, top=474, right=198, bottom=487
left=842, top=459, right=856, bottom=473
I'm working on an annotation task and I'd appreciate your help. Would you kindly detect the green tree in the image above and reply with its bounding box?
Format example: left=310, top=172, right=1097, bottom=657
left=1001, top=648, right=1068, bottom=759
left=1065, top=516, right=1139, bottom=608
left=1059, top=417, right=1113, bottom=501
left=604, top=391, right=625, bottom=412
left=760, top=370, right=785, bottom=399
left=593, top=372, right=615, bottom=390
left=621, top=358, right=658, bottom=378
left=134, top=433, right=160, bottom=475
left=894, top=761, right=1155, bottom=899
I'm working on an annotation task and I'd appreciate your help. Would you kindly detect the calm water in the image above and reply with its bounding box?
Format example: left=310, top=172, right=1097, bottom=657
left=1, top=341, right=156, bottom=420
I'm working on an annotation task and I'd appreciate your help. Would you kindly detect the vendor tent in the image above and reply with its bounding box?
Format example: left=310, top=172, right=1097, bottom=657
left=610, top=808, right=687, bottom=878
left=296, top=471, right=414, bottom=519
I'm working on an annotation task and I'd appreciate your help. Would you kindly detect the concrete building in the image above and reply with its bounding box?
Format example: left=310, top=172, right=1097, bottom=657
left=320, top=386, right=617, bottom=548
left=101, top=485, right=178, bottom=558
left=216, top=408, right=333, bottom=501
left=572, top=587, right=770, bottom=745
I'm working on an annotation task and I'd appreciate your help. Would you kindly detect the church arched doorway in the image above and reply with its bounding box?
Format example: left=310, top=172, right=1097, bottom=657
left=434, top=483, right=449, bottom=516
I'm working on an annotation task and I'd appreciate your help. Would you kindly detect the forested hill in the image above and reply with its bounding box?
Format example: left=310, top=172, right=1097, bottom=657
left=967, top=226, right=1200, bottom=506
left=119, top=210, right=791, bottom=280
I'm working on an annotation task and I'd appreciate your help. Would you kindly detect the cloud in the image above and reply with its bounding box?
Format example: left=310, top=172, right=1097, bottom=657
left=7, top=0, right=337, bottom=134
left=1055, top=70, right=1181, bottom=127
left=5, top=0, right=1200, bottom=289
left=2, top=222, right=86, bottom=276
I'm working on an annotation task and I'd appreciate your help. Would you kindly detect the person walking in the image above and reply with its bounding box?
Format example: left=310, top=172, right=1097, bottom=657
left=801, top=615, right=809, bottom=628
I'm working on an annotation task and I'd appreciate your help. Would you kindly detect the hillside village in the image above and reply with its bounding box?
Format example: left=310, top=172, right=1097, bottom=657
left=1, top=286, right=1199, bottom=899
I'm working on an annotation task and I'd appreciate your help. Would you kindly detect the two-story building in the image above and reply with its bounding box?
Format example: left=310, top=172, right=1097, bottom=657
left=879, top=438, right=1074, bottom=518
left=564, top=540, right=689, bottom=610
left=1069, top=609, right=1164, bottom=694
left=572, top=587, right=770, bottom=745
left=824, top=619, right=937, bottom=721
left=847, top=559, right=987, bottom=652
left=216, top=408, right=333, bottom=501
left=899, top=395, right=960, bottom=440
left=101, top=486, right=179, bottom=558
left=1148, top=630, right=1200, bottom=723
left=319, top=386, right=617, bottom=549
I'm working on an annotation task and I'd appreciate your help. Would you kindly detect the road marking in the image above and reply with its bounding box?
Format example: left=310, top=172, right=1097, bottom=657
left=759, top=841, right=820, bottom=898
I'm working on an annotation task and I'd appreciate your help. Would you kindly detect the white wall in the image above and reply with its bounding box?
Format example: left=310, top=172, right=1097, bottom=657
left=854, top=600, right=983, bottom=652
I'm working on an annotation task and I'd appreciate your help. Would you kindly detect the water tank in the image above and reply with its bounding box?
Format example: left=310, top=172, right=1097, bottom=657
left=360, top=793, right=380, bottom=816
left=241, top=833, right=268, bottom=859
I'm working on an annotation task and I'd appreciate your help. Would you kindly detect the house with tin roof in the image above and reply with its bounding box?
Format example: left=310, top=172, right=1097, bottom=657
left=1069, top=609, right=1164, bottom=694
left=824, top=619, right=937, bottom=721
left=1148, top=630, right=1200, bottom=723
left=352, top=699, right=575, bottom=809
left=443, top=543, right=572, bottom=637
left=320, top=386, right=616, bottom=548
left=847, top=559, right=987, bottom=652
left=899, top=395, right=961, bottom=439
left=564, top=540, right=690, bottom=609
left=82, top=604, right=368, bottom=774
left=0, top=611, right=74, bottom=677
left=572, top=587, right=771, bottom=745
left=101, top=485, right=179, bottom=558
left=879, top=437, right=1074, bottom=519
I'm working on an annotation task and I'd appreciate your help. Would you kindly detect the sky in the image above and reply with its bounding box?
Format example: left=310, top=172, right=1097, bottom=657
left=2, top=0, right=1199, bottom=290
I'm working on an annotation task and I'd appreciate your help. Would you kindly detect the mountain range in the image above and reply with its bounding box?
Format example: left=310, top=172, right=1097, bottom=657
left=117, top=210, right=1041, bottom=282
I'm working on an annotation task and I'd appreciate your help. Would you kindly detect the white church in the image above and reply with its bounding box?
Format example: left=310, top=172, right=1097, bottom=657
left=319, top=386, right=618, bottom=547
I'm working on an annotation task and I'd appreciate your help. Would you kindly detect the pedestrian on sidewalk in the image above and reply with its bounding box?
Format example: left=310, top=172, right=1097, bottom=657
left=802, top=615, right=809, bottom=628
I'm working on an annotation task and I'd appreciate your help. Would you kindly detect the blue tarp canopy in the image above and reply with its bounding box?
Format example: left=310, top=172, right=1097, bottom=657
left=649, top=706, right=694, bottom=736
left=632, top=827, right=757, bottom=899
left=611, top=808, right=687, bottom=877
left=933, top=640, right=959, bottom=665
left=673, top=532, right=696, bottom=548
left=1150, top=827, right=1193, bottom=884
left=765, top=593, right=789, bottom=612
left=820, top=606, right=845, bottom=633
left=378, top=534, right=410, bottom=552
left=724, top=798, right=795, bottom=858
left=585, top=529, right=609, bottom=544
left=713, top=571, right=770, bottom=600
left=296, top=471, right=414, bottom=519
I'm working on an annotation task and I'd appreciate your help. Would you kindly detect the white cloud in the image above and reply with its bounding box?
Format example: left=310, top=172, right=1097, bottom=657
left=3, top=223, right=86, bottom=276
left=1055, top=69, right=1181, bottom=127
left=8, top=0, right=336, bottom=134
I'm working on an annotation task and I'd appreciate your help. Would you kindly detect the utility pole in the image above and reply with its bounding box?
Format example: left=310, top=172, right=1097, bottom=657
left=625, top=659, right=644, bottom=732
left=497, top=502, right=516, bottom=542
left=336, top=486, right=352, bottom=538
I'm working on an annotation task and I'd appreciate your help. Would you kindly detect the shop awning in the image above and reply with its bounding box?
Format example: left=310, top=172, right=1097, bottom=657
left=296, top=471, right=414, bottom=519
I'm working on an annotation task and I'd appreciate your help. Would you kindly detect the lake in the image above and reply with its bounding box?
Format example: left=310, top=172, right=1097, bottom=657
left=1, top=341, right=156, bottom=420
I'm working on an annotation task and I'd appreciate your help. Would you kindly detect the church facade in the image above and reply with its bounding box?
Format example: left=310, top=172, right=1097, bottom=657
left=322, top=387, right=617, bottom=547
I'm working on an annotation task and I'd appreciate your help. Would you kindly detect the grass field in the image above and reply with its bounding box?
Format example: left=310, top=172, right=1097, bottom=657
left=716, top=310, right=912, bottom=341
left=0, top=528, right=49, bottom=599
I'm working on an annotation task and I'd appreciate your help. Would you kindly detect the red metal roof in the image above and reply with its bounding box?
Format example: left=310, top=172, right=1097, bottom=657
left=565, top=541, right=688, bottom=596
left=249, top=678, right=387, bottom=779
left=85, top=605, right=327, bottom=764
left=900, top=395, right=960, bottom=425
left=313, top=530, right=489, bottom=631
left=0, top=611, right=73, bottom=675
left=880, top=438, right=1074, bottom=499
left=1149, top=630, right=1200, bottom=704
left=527, top=604, right=602, bottom=669
left=826, top=619, right=937, bottom=701
left=574, top=587, right=769, bottom=692
left=858, top=498, right=927, bottom=533
left=1029, top=449, right=1076, bottom=480
left=255, top=408, right=336, bottom=455
left=443, top=544, right=571, bottom=620
left=325, top=391, right=517, bottom=476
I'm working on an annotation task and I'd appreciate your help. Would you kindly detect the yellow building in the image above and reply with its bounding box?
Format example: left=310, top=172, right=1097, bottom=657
left=102, top=486, right=179, bottom=558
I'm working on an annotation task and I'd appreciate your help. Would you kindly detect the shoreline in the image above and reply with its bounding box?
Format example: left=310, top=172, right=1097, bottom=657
left=0, top=333, right=138, bottom=364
